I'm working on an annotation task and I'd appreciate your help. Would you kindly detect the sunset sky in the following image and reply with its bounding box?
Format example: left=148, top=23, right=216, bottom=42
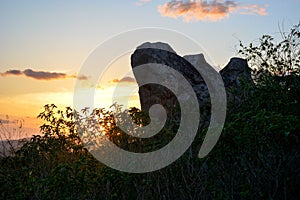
left=0, top=0, right=299, bottom=138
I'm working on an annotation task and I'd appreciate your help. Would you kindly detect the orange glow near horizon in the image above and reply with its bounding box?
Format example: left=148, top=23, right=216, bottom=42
left=0, top=53, right=140, bottom=139
left=0, top=84, right=141, bottom=139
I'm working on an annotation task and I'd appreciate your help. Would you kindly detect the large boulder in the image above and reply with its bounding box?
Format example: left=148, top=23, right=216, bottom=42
left=131, top=42, right=210, bottom=123
left=131, top=42, right=253, bottom=124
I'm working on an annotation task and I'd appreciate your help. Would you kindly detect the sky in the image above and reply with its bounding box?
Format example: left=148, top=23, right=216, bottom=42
left=0, top=0, right=299, bottom=138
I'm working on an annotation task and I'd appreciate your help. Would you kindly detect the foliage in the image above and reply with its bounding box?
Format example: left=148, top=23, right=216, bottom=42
left=238, top=22, right=300, bottom=117
left=239, top=22, right=300, bottom=77
left=1, top=23, right=300, bottom=199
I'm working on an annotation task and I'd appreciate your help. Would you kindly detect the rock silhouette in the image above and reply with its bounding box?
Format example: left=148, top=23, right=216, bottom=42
left=220, top=57, right=253, bottom=102
left=131, top=42, right=253, bottom=125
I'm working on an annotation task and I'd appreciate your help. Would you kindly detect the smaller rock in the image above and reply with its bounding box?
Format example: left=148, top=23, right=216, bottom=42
left=220, top=57, right=253, bottom=102
left=220, top=58, right=252, bottom=87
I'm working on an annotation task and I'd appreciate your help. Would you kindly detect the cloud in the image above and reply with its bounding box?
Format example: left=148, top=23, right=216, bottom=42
left=1, top=70, right=23, bottom=77
left=238, top=4, right=267, bottom=16
left=2, top=69, right=23, bottom=76
left=110, top=76, right=136, bottom=84
left=136, top=0, right=152, bottom=6
left=158, top=0, right=268, bottom=22
left=70, top=73, right=89, bottom=80
left=1, top=68, right=89, bottom=81
left=76, top=75, right=89, bottom=80
left=23, top=69, right=67, bottom=80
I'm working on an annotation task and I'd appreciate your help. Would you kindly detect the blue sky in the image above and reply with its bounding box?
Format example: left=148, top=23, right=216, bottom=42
left=0, top=0, right=299, bottom=134
left=1, top=0, right=299, bottom=69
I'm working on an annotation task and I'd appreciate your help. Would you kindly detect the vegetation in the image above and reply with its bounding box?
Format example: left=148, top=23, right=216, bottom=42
left=1, top=23, right=299, bottom=199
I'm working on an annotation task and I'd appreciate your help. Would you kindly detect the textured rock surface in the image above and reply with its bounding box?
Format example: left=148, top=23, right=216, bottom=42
left=136, top=42, right=176, bottom=53
left=220, top=57, right=253, bottom=102
left=220, top=57, right=252, bottom=88
left=131, top=42, right=209, bottom=122
left=131, top=42, right=253, bottom=123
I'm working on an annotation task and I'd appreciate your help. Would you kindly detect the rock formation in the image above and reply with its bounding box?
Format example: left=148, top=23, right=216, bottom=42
left=131, top=42, right=209, bottom=123
left=220, top=57, right=253, bottom=102
left=131, top=42, right=253, bottom=125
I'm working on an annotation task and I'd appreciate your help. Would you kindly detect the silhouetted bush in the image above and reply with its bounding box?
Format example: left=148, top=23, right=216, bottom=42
left=1, top=23, right=300, bottom=200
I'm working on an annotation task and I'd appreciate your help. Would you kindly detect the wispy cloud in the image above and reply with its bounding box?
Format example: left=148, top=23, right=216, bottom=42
left=158, top=0, right=268, bottom=22
left=110, top=76, right=136, bottom=84
left=238, top=4, right=268, bottom=16
left=1, top=68, right=88, bottom=81
left=76, top=75, right=89, bottom=80
left=136, top=0, right=152, bottom=6
left=70, top=73, right=89, bottom=81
